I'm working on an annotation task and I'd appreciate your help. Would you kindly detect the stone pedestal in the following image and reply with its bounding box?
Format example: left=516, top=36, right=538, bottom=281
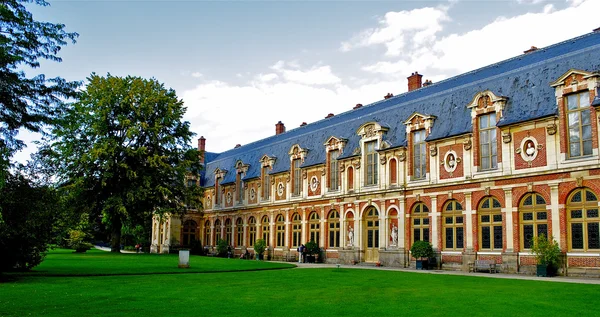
left=462, top=249, right=476, bottom=272
left=502, top=251, right=518, bottom=273
left=339, top=248, right=361, bottom=265
left=150, top=244, right=158, bottom=254
left=160, top=244, right=170, bottom=254
left=379, top=248, right=406, bottom=267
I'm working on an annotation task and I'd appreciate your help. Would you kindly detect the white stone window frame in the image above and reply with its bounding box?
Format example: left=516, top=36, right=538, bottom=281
left=357, top=122, right=388, bottom=188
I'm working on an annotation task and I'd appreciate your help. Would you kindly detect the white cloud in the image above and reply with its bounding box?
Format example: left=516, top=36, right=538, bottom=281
left=516, top=0, right=546, bottom=4
left=182, top=0, right=600, bottom=154
left=340, top=6, right=450, bottom=57
left=191, top=72, right=203, bottom=78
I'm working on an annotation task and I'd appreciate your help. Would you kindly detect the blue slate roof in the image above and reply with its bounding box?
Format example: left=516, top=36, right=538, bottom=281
left=201, top=31, right=600, bottom=188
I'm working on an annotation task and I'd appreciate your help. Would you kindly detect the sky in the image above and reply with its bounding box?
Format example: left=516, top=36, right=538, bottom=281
left=14, top=0, right=600, bottom=162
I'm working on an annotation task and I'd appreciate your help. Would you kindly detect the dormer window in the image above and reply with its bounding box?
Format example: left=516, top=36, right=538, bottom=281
left=259, top=155, right=275, bottom=201
left=412, top=130, right=426, bottom=180
left=566, top=91, right=592, bottom=158
left=365, top=140, right=378, bottom=186
left=479, top=113, right=497, bottom=170
left=292, top=158, right=301, bottom=196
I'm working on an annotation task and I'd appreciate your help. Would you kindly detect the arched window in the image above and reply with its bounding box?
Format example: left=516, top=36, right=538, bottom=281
left=347, top=166, right=354, bottom=190
left=411, top=202, right=430, bottom=243
left=328, top=210, right=340, bottom=248
left=567, top=188, right=600, bottom=251
left=292, top=213, right=301, bottom=248
left=276, top=214, right=285, bottom=247
left=204, top=220, right=211, bottom=246
left=519, top=193, right=548, bottom=250
left=443, top=200, right=464, bottom=250
left=224, top=218, right=232, bottom=245
left=248, top=217, right=256, bottom=247
left=309, top=211, right=320, bottom=245
left=236, top=218, right=243, bottom=247
left=182, top=220, right=197, bottom=246
left=478, top=196, right=502, bottom=251
left=389, top=158, right=397, bottom=184
left=214, top=219, right=222, bottom=243
left=261, top=216, right=270, bottom=245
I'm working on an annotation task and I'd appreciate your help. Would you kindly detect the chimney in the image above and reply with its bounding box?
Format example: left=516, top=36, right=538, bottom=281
left=275, top=121, right=286, bottom=135
left=234, top=144, right=241, bottom=148
left=422, top=79, right=433, bottom=87
left=325, top=113, right=334, bottom=118
left=300, top=122, right=307, bottom=127
left=353, top=103, right=363, bottom=109
left=523, top=46, right=538, bottom=54
left=384, top=93, right=394, bottom=99
left=407, top=71, right=423, bottom=92
left=198, top=136, right=206, bottom=163
left=594, top=26, right=600, bottom=32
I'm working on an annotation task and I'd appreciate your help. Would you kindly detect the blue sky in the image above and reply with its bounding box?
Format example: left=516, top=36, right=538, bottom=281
left=15, top=0, right=600, bottom=161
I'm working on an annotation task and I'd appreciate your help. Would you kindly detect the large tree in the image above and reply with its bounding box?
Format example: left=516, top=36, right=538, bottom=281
left=43, top=74, right=203, bottom=252
left=0, top=0, right=78, bottom=183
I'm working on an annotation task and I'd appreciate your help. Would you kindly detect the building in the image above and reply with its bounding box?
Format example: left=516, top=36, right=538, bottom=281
left=152, top=29, right=600, bottom=276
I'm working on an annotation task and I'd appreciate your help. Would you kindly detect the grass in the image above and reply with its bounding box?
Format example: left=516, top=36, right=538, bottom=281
left=1, top=249, right=599, bottom=316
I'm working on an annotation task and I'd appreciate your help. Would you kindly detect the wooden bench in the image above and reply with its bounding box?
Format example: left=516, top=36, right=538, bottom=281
left=470, top=260, right=497, bottom=273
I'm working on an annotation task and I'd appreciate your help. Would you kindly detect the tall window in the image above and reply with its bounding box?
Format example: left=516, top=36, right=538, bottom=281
left=411, top=202, right=430, bottom=243
left=292, top=213, right=302, bottom=248
left=261, top=216, right=270, bottom=246
left=566, top=91, right=592, bottom=158
left=328, top=210, right=340, bottom=248
left=236, top=173, right=244, bottom=204
left=204, top=220, right=211, bottom=246
left=293, top=159, right=301, bottom=196
left=214, top=219, right=222, bottom=243
left=478, top=197, right=502, bottom=251
left=276, top=214, right=285, bottom=247
left=520, top=193, right=548, bottom=250
left=215, top=178, right=221, bottom=206
left=479, top=113, right=497, bottom=170
left=329, top=150, right=339, bottom=191
left=568, top=188, right=599, bottom=251
left=413, top=130, right=426, bottom=180
left=347, top=167, right=354, bottom=190
left=365, top=140, right=378, bottom=186
left=389, top=158, right=397, bottom=184
left=309, top=211, right=320, bottom=245
left=236, top=218, right=243, bottom=247
left=443, top=201, right=464, bottom=250
left=248, top=217, right=256, bottom=247
left=225, top=219, right=232, bottom=245
left=182, top=220, right=197, bottom=246
left=262, top=167, right=270, bottom=200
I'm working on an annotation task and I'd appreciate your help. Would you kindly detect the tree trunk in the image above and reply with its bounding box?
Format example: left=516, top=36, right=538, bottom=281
left=110, top=217, right=122, bottom=253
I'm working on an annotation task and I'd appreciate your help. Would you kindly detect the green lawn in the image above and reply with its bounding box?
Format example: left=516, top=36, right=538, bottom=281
left=1, top=249, right=599, bottom=316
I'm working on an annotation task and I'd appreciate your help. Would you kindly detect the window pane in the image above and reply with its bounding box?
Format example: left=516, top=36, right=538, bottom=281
left=445, top=228, right=453, bottom=249
left=482, top=199, right=490, bottom=209
left=423, top=205, right=429, bottom=213
left=423, top=218, right=430, bottom=225
left=493, top=226, right=503, bottom=249
left=580, top=91, right=590, bottom=107
left=584, top=140, right=593, bottom=156
left=523, top=225, right=533, bottom=249
left=456, top=216, right=463, bottom=224
left=586, top=190, right=598, bottom=202
left=414, top=218, right=420, bottom=225
left=588, top=209, right=599, bottom=218
left=523, top=212, right=533, bottom=221
left=493, top=214, right=503, bottom=222
left=572, top=191, right=582, bottom=202
left=536, top=195, right=546, bottom=205
left=582, top=125, right=592, bottom=140
left=537, top=224, right=548, bottom=239
left=567, top=94, right=578, bottom=110
left=523, top=195, right=533, bottom=206
left=570, top=142, right=581, bottom=157
left=571, top=223, right=584, bottom=249
left=482, top=226, right=491, bottom=249
left=588, top=222, right=599, bottom=249
left=493, top=199, right=501, bottom=208
left=489, top=113, right=496, bottom=126
left=445, top=217, right=453, bottom=224
left=571, top=210, right=582, bottom=218
left=537, top=212, right=547, bottom=220
left=456, top=227, right=464, bottom=249
left=414, top=229, right=420, bottom=242
left=423, top=229, right=430, bottom=242
left=456, top=203, right=463, bottom=210
left=481, top=215, right=490, bottom=223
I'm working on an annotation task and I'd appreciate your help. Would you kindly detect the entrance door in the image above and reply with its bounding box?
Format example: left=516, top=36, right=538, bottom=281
left=364, top=207, right=379, bottom=262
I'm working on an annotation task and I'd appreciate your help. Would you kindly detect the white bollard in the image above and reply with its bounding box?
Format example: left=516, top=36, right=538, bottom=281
left=178, top=250, right=190, bottom=268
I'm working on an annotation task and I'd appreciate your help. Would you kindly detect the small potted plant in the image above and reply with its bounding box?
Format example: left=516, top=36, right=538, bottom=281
left=304, top=241, right=320, bottom=263
left=530, top=234, right=561, bottom=277
left=253, top=239, right=267, bottom=260
left=410, top=240, right=434, bottom=270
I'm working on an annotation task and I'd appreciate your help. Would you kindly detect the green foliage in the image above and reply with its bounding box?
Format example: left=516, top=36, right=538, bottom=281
left=0, top=0, right=78, bottom=171
left=531, top=234, right=561, bottom=266
left=66, top=229, right=93, bottom=252
left=410, top=240, right=434, bottom=259
left=0, top=172, right=60, bottom=271
left=253, top=239, right=267, bottom=257
left=304, top=240, right=320, bottom=256
left=41, top=74, right=203, bottom=252
left=216, top=239, right=229, bottom=257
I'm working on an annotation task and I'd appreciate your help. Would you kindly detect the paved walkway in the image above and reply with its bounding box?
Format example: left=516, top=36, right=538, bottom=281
left=285, top=261, right=600, bottom=285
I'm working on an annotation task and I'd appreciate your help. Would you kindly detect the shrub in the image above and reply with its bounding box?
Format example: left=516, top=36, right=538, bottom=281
left=66, top=229, right=93, bottom=252
left=410, top=240, right=434, bottom=259
left=189, top=239, right=203, bottom=255
left=304, top=241, right=320, bottom=256
left=216, top=239, right=229, bottom=257
left=253, top=239, right=267, bottom=259
left=531, top=234, right=561, bottom=267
